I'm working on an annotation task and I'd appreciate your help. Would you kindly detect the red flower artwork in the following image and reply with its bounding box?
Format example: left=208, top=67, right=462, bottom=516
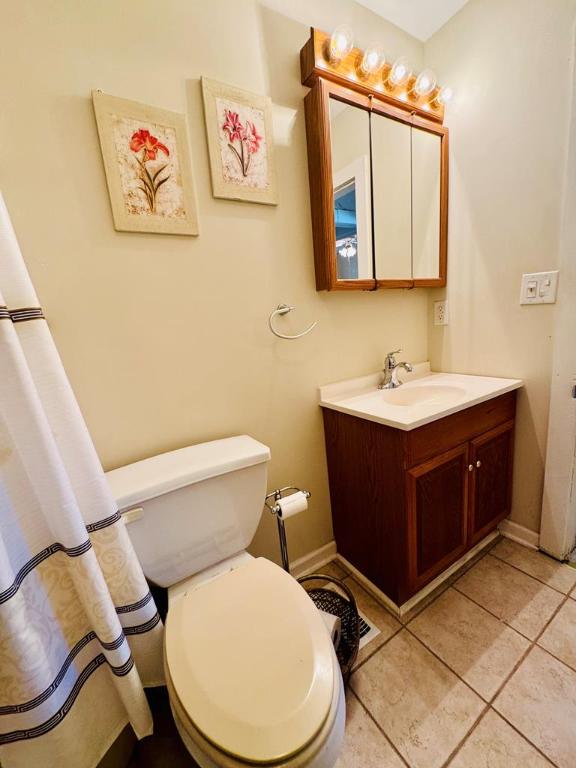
left=221, top=109, right=262, bottom=176
left=130, top=128, right=171, bottom=212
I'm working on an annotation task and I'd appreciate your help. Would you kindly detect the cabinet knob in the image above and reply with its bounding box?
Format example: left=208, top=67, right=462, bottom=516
left=468, top=464, right=474, bottom=472
left=476, top=460, right=482, bottom=468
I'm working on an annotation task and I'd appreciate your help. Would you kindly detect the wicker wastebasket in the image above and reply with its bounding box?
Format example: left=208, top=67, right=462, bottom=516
left=297, top=574, right=360, bottom=685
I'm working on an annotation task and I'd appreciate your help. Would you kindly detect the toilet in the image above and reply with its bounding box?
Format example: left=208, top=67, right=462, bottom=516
left=105, top=435, right=345, bottom=768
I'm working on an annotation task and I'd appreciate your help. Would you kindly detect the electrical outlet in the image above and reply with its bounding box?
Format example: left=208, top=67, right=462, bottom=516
left=434, top=300, right=449, bottom=326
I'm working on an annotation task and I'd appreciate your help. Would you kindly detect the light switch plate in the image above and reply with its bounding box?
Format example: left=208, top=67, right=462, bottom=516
left=433, top=300, right=449, bottom=325
left=520, top=271, right=559, bottom=304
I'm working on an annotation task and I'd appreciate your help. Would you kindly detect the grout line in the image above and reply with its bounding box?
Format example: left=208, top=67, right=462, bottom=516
left=488, top=550, right=576, bottom=596
left=438, top=703, right=490, bottom=768
left=350, top=625, right=403, bottom=675
left=347, top=686, right=411, bottom=768
left=339, top=550, right=574, bottom=767
left=485, top=708, right=560, bottom=767
left=404, top=626, right=486, bottom=702
left=473, top=582, right=572, bottom=766
left=450, top=581, right=538, bottom=641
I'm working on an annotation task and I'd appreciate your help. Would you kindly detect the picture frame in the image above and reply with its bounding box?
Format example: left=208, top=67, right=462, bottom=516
left=92, top=91, right=199, bottom=235
left=201, top=77, right=278, bottom=206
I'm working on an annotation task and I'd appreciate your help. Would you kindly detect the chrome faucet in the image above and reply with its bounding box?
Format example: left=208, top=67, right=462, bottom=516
left=378, top=350, right=414, bottom=389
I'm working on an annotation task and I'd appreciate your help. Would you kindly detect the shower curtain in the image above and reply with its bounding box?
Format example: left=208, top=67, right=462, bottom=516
left=0, top=193, right=164, bottom=768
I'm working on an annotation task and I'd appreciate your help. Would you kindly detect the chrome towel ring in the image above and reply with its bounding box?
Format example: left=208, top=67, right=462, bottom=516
left=268, top=304, right=318, bottom=340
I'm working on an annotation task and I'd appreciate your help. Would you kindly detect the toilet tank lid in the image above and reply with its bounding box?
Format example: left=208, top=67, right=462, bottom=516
left=105, top=436, right=270, bottom=510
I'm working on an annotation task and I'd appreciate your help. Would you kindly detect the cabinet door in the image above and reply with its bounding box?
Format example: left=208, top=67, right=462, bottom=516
left=468, top=421, right=515, bottom=545
left=407, top=444, right=469, bottom=593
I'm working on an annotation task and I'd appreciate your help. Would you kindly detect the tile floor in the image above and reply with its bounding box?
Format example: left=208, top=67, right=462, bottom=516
left=342, top=538, right=576, bottom=768
left=130, top=539, right=576, bottom=768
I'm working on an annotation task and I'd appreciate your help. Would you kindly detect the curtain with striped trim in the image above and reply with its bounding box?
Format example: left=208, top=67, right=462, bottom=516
left=0, top=193, right=164, bottom=768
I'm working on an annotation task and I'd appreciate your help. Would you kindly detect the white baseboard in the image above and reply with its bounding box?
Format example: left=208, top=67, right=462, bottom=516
left=290, top=541, right=337, bottom=578
left=336, top=530, right=499, bottom=619
left=498, top=518, right=540, bottom=550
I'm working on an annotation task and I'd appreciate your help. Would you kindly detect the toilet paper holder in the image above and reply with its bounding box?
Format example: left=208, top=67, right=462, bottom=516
left=265, top=486, right=311, bottom=572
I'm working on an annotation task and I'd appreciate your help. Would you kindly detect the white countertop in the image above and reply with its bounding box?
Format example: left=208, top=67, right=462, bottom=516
left=319, top=363, right=523, bottom=431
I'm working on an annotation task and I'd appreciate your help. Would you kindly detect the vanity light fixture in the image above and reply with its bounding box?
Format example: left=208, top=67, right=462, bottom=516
left=413, top=69, right=438, bottom=97
left=385, top=57, right=412, bottom=87
left=359, top=44, right=385, bottom=76
left=302, top=28, right=448, bottom=123
left=328, top=25, right=354, bottom=63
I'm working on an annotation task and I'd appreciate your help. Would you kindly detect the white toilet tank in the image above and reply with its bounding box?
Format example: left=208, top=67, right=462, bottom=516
left=105, top=436, right=270, bottom=587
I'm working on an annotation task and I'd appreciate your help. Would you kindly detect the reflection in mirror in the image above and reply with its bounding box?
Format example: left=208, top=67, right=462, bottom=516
left=412, top=127, right=441, bottom=280
left=329, top=98, right=372, bottom=281
left=371, top=113, right=411, bottom=281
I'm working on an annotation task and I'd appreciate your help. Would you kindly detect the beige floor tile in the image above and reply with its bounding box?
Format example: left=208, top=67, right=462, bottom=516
left=343, top=577, right=402, bottom=669
left=494, top=646, right=576, bottom=768
left=351, top=630, right=484, bottom=768
left=448, top=710, right=553, bottom=767
left=335, top=693, right=405, bottom=768
left=538, top=599, right=576, bottom=672
left=410, top=588, right=530, bottom=700
left=454, top=555, right=564, bottom=640
left=491, top=539, right=576, bottom=594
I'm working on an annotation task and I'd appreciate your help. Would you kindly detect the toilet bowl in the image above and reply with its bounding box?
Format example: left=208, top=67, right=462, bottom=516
left=164, top=557, right=345, bottom=768
left=105, top=436, right=345, bottom=768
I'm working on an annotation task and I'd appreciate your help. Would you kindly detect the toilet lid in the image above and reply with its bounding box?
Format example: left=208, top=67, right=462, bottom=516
left=165, top=558, right=335, bottom=763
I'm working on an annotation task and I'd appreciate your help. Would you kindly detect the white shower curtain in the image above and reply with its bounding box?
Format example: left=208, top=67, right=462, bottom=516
left=0, top=193, right=164, bottom=768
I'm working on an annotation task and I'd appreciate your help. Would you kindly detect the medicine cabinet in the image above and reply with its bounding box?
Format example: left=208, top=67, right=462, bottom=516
left=301, top=35, right=448, bottom=291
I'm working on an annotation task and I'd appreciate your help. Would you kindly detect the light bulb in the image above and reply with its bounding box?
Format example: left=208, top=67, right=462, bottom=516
left=414, top=69, right=437, bottom=97
left=387, top=57, right=411, bottom=87
left=360, top=45, right=385, bottom=76
left=339, top=240, right=357, bottom=259
left=329, top=25, right=354, bottom=63
left=436, top=85, right=454, bottom=106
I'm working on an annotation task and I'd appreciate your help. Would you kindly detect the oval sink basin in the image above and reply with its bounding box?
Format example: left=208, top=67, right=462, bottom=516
left=379, top=384, right=467, bottom=407
left=319, top=367, right=523, bottom=431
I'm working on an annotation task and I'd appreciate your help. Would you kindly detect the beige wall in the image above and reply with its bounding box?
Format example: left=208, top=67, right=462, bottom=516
left=425, top=0, right=576, bottom=534
left=3, top=0, right=572, bottom=562
left=0, top=0, right=427, bottom=565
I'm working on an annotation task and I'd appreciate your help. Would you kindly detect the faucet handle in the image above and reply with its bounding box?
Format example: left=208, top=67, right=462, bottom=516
left=387, top=348, right=402, bottom=356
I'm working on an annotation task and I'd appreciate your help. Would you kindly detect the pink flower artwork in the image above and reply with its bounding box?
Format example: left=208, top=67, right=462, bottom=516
left=221, top=108, right=263, bottom=177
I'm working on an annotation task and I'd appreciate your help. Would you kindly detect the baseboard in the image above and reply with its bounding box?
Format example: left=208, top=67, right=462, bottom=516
left=290, top=541, right=337, bottom=578
left=498, top=518, right=540, bottom=550
left=336, top=530, right=499, bottom=619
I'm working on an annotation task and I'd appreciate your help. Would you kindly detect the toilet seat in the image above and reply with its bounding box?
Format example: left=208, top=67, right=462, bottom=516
left=164, top=558, right=335, bottom=764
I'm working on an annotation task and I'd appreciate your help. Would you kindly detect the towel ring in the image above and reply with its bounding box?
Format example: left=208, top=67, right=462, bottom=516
left=268, top=304, right=318, bottom=340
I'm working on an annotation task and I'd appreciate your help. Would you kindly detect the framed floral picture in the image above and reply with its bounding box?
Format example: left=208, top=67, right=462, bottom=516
left=92, top=91, right=199, bottom=235
left=201, top=78, right=278, bottom=206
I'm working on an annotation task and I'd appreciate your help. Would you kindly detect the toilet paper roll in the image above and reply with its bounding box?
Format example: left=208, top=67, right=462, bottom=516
left=276, top=491, right=308, bottom=519
left=320, top=610, right=342, bottom=650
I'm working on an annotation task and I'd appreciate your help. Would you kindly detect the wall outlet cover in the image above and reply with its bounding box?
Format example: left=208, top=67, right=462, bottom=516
left=520, top=271, right=559, bottom=305
left=433, top=300, right=449, bottom=326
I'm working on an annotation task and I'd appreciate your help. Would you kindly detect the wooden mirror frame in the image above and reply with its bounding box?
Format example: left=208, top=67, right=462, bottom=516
left=302, top=31, right=449, bottom=292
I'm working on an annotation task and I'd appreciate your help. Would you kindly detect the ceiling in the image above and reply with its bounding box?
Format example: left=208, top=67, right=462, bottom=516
left=355, top=0, right=470, bottom=41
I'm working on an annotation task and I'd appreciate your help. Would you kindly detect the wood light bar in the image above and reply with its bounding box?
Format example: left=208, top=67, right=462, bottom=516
left=300, top=28, right=445, bottom=124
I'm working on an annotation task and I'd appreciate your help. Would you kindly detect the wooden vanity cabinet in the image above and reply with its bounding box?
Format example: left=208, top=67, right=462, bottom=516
left=322, top=391, right=516, bottom=605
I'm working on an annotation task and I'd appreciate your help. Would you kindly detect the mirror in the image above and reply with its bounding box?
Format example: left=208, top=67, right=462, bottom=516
left=371, top=113, right=412, bottom=281
left=329, top=98, right=372, bottom=282
left=412, top=126, right=441, bottom=280
left=303, top=78, right=447, bottom=290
